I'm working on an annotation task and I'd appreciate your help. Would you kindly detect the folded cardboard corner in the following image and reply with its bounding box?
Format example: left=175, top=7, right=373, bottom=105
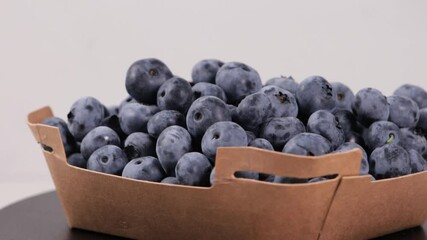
left=27, top=106, right=427, bottom=240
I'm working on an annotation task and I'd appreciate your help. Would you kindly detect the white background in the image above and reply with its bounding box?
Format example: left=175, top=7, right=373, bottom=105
left=1, top=0, right=427, bottom=208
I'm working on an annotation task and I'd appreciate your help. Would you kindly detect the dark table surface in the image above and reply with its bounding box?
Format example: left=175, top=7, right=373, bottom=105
left=0, top=191, right=426, bottom=240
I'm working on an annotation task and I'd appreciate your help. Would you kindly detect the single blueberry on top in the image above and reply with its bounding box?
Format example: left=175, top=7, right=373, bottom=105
left=201, top=121, right=247, bottom=163
left=147, top=110, right=185, bottom=138
left=352, top=88, right=389, bottom=127
left=80, top=126, right=121, bottom=160
left=118, top=103, right=159, bottom=135
left=296, top=76, right=336, bottom=120
left=387, top=95, right=420, bottom=128
left=260, top=117, right=306, bottom=151
left=369, top=144, right=411, bottom=180
left=365, top=121, right=400, bottom=151
left=87, top=145, right=128, bottom=175
left=236, top=93, right=272, bottom=132
left=331, top=82, right=354, bottom=111
left=192, top=82, right=227, bottom=102
left=122, top=156, right=166, bottom=182
left=67, top=96, right=105, bottom=142
left=191, top=59, right=224, bottom=84
left=123, top=132, right=156, bottom=160
left=157, top=77, right=193, bottom=113
left=282, top=133, right=332, bottom=156
left=264, top=76, right=298, bottom=94
left=215, top=62, right=262, bottom=105
left=175, top=152, right=212, bottom=186
left=125, top=58, right=173, bottom=104
left=186, top=96, right=231, bottom=139
left=307, top=110, right=345, bottom=150
left=259, top=85, right=298, bottom=118
left=394, top=84, right=427, bottom=109
left=156, top=126, right=192, bottom=177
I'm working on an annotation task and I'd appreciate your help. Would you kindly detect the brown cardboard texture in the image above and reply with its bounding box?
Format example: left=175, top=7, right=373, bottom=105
left=27, top=106, right=427, bottom=239
left=319, top=172, right=427, bottom=240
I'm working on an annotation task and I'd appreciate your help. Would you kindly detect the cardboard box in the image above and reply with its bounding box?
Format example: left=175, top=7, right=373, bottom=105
left=27, top=106, right=427, bottom=240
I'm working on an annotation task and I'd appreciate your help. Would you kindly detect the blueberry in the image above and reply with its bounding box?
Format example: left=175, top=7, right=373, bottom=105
left=262, top=175, right=276, bottom=182
left=273, top=176, right=308, bottom=184
left=365, top=121, right=400, bottom=151
left=191, top=59, right=224, bottom=84
left=125, top=58, right=173, bottom=104
left=331, top=82, right=354, bottom=111
left=192, top=82, right=227, bottom=102
left=335, top=142, right=369, bottom=175
left=408, top=149, right=427, bottom=174
left=147, top=110, right=185, bottom=138
left=67, top=153, right=86, bottom=168
left=201, top=121, right=247, bottom=163
left=161, top=177, right=180, bottom=185
left=399, top=128, right=427, bottom=155
left=157, top=77, right=193, bottom=113
left=259, top=85, right=298, bottom=118
left=123, top=132, right=156, bottom=160
left=42, top=117, right=77, bottom=156
left=307, top=110, right=345, bottom=149
left=308, top=177, right=328, bottom=183
left=387, top=95, right=420, bottom=128
left=265, top=76, right=298, bottom=94
left=175, top=152, right=212, bottom=186
left=235, top=171, right=259, bottom=180
left=80, top=126, right=121, bottom=160
left=295, top=76, right=336, bottom=120
left=215, top=62, right=262, bottom=104
left=67, top=96, right=105, bottom=142
left=236, top=93, right=272, bottom=131
left=119, top=96, right=137, bottom=111
left=210, top=167, right=215, bottom=186
left=122, top=156, right=166, bottom=182
left=260, top=117, right=306, bottom=151
left=248, top=138, right=274, bottom=151
left=394, top=84, right=427, bottom=109
left=100, top=114, right=127, bottom=142
left=282, top=133, right=332, bottom=156
left=87, top=145, right=128, bottom=175
left=369, top=144, right=411, bottom=179
left=118, top=103, right=159, bottom=135
left=352, top=88, right=389, bottom=127
left=245, top=131, right=257, bottom=144
left=186, top=96, right=231, bottom=139
left=418, top=108, right=427, bottom=133
left=333, top=110, right=360, bottom=141
left=156, top=126, right=192, bottom=176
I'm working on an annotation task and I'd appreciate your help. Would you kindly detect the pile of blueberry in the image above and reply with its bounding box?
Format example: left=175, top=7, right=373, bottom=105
left=42, top=58, right=427, bottom=186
